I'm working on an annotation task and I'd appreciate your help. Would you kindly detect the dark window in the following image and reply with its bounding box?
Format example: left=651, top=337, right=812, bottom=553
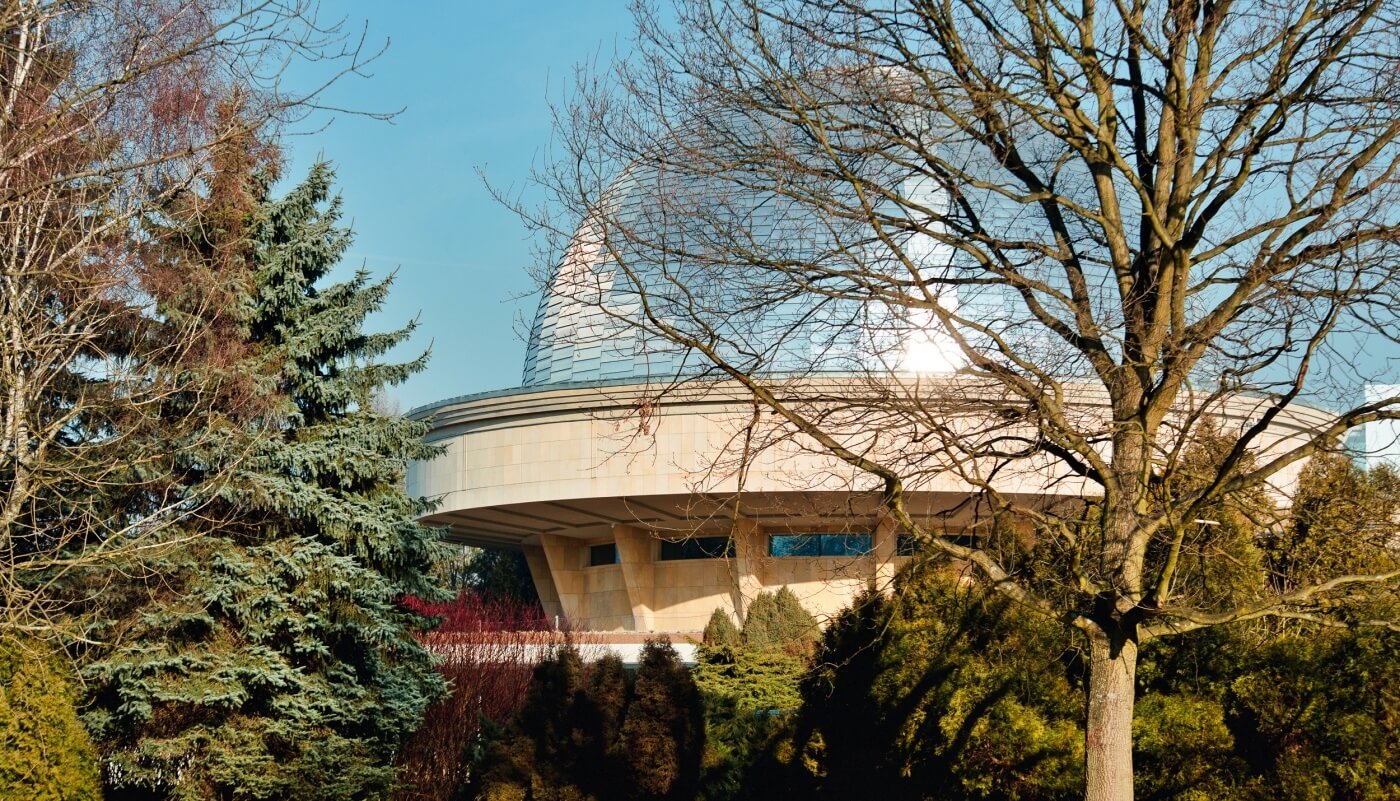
left=588, top=543, right=619, bottom=566
left=770, top=533, right=872, bottom=557
left=658, top=536, right=734, bottom=560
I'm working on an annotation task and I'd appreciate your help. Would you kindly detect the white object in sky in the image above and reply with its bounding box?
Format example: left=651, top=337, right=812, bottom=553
left=1362, top=384, right=1400, bottom=470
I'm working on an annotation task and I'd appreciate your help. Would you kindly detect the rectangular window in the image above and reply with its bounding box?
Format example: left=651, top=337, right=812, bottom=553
left=588, top=543, right=619, bottom=566
left=770, top=533, right=872, bottom=557
left=769, top=533, right=821, bottom=557
left=658, top=536, right=734, bottom=560
left=822, top=533, right=873, bottom=556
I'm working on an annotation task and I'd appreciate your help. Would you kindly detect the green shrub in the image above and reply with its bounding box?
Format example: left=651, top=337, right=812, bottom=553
left=0, top=636, right=101, bottom=801
left=791, top=563, right=1400, bottom=801
left=799, top=576, right=1084, bottom=801
left=1228, top=628, right=1400, bottom=801
left=693, top=597, right=816, bottom=801
left=702, top=609, right=740, bottom=647
left=693, top=644, right=803, bottom=801
left=741, top=588, right=817, bottom=653
left=1133, top=694, right=1241, bottom=801
left=475, top=641, right=704, bottom=801
left=620, top=640, right=705, bottom=800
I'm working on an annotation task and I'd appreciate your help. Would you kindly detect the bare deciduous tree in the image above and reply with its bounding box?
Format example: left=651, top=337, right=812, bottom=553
left=519, top=1, right=1400, bottom=798
left=0, top=0, right=381, bottom=642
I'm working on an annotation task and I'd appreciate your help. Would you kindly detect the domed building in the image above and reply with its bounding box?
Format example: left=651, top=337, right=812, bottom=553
left=408, top=149, right=993, bottom=636
left=406, top=150, right=1326, bottom=638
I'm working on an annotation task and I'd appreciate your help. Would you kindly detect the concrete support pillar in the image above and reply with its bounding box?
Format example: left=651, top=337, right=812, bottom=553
left=538, top=533, right=585, bottom=628
left=522, top=544, right=564, bottom=622
left=614, top=524, right=656, bottom=631
left=871, top=514, right=899, bottom=594
left=728, top=516, right=765, bottom=621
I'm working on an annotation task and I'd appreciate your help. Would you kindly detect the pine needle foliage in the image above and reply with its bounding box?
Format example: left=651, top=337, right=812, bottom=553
left=82, top=163, right=448, bottom=800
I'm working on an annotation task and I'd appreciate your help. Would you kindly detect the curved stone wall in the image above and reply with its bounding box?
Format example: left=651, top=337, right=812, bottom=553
left=407, top=378, right=1329, bottom=632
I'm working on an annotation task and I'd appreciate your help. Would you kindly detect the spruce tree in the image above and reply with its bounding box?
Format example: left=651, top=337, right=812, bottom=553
left=82, top=162, right=447, bottom=800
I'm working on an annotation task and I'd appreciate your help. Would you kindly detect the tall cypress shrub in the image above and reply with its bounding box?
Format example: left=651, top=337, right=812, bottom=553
left=620, top=640, right=704, bottom=800
left=741, top=588, right=817, bottom=653
left=477, top=642, right=705, bottom=801
left=0, top=636, right=102, bottom=801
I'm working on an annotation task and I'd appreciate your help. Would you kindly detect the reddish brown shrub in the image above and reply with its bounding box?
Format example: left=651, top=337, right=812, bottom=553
left=393, top=592, right=565, bottom=801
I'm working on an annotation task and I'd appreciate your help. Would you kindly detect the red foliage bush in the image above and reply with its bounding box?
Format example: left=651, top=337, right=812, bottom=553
left=402, top=591, right=551, bottom=635
left=393, top=592, right=565, bottom=801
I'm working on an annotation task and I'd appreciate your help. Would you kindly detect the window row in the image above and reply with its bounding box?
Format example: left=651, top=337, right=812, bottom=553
left=768, top=533, right=871, bottom=557
left=586, top=536, right=735, bottom=566
left=583, top=532, right=966, bottom=565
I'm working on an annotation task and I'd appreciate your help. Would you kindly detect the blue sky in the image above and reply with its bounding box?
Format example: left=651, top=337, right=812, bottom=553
left=282, top=2, right=636, bottom=411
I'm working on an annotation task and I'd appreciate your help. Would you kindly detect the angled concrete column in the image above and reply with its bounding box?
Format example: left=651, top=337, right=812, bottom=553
left=613, top=524, right=656, bottom=631
left=522, top=544, right=564, bottom=622
left=872, top=514, right=899, bottom=593
left=728, top=516, right=764, bottom=621
left=538, top=533, right=585, bottom=627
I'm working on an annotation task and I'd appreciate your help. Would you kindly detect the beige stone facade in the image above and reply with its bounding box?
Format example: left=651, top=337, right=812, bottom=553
left=408, top=378, right=1326, bottom=633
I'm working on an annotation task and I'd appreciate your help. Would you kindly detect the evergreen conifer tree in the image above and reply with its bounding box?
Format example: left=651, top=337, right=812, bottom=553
left=477, top=641, right=707, bottom=801
left=478, top=644, right=588, bottom=800
left=620, top=639, right=704, bottom=801
left=800, top=575, right=1085, bottom=801
left=701, top=609, right=740, bottom=648
left=694, top=601, right=810, bottom=801
left=82, top=162, right=447, bottom=800
left=741, top=588, right=817, bottom=653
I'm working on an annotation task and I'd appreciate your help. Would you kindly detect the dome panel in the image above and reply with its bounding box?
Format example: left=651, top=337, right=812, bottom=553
left=522, top=132, right=971, bottom=387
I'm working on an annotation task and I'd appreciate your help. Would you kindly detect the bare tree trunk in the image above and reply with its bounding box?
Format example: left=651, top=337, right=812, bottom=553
left=1085, top=631, right=1137, bottom=801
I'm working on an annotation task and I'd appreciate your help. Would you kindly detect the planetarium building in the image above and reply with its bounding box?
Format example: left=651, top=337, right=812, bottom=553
left=406, top=136, right=1325, bottom=637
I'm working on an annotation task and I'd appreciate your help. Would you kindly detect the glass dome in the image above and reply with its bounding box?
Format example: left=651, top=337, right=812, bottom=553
left=521, top=124, right=987, bottom=387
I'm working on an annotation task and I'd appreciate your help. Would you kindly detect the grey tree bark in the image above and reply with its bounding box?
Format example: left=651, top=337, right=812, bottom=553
left=1086, top=633, right=1137, bottom=801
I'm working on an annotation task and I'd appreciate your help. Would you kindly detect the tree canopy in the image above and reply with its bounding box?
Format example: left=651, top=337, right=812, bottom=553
left=525, top=1, right=1400, bottom=796
left=81, top=163, right=447, bottom=800
left=0, top=0, right=384, bottom=647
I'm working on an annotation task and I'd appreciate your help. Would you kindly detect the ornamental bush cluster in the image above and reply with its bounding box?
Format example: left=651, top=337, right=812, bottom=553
left=692, top=589, right=818, bottom=801
left=790, top=565, right=1400, bottom=801
left=473, top=639, right=704, bottom=801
